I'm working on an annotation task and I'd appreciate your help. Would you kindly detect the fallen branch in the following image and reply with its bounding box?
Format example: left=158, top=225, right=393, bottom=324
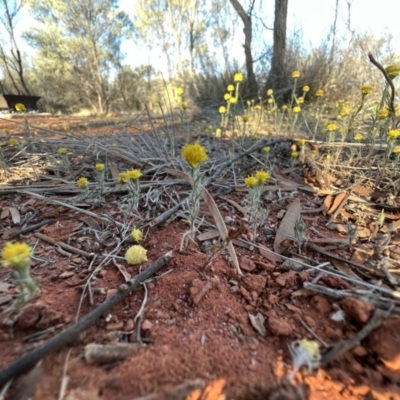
left=0, top=251, right=173, bottom=389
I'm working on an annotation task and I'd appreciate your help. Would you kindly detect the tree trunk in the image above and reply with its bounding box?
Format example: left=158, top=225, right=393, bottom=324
left=266, top=0, right=288, bottom=99
left=229, top=0, right=258, bottom=96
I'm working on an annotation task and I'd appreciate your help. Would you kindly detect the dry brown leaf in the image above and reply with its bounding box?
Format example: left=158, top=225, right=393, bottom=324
left=0, top=207, right=9, bottom=219
left=327, top=192, right=348, bottom=215
left=258, top=244, right=282, bottom=263
left=202, top=189, right=241, bottom=276
left=274, top=199, right=301, bottom=254
left=9, top=206, right=20, bottom=224
left=112, top=259, right=131, bottom=282
left=248, top=312, right=266, bottom=336
left=197, top=229, right=220, bottom=241
left=218, top=195, right=246, bottom=215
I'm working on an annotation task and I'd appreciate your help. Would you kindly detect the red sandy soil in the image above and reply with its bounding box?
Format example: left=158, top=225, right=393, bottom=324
left=0, top=116, right=399, bottom=400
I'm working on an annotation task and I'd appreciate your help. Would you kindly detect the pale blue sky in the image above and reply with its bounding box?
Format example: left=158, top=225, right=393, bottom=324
left=12, top=0, right=400, bottom=73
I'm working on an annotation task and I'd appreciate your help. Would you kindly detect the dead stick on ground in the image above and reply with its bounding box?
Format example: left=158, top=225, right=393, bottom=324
left=33, top=233, right=95, bottom=259
left=321, top=309, right=383, bottom=365
left=0, top=251, right=173, bottom=389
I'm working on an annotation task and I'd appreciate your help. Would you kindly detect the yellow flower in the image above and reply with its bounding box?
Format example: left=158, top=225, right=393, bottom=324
left=215, top=128, right=221, bottom=137
left=385, top=65, right=400, bottom=79
left=77, top=177, right=89, bottom=189
left=361, top=85, right=372, bottom=95
left=219, top=106, right=226, bottom=114
left=9, top=138, right=18, bottom=146
left=182, top=141, right=208, bottom=168
left=119, top=172, right=128, bottom=184
left=255, top=170, right=270, bottom=184
left=262, top=146, right=271, bottom=153
left=131, top=228, right=143, bottom=243
left=292, top=71, right=300, bottom=79
left=15, top=103, right=26, bottom=112
left=267, top=89, right=273, bottom=96
left=227, top=84, right=234, bottom=92
left=293, top=106, right=301, bottom=113
left=181, top=101, right=187, bottom=110
left=326, top=154, right=332, bottom=161
left=95, top=163, right=105, bottom=172
left=298, top=138, right=306, bottom=147
left=388, top=129, right=400, bottom=141
left=1, top=242, right=31, bottom=269
left=282, top=105, right=288, bottom=110
left=378, top=108, right=389, bottom=119
left=291, top=151, right=299, bottom=159
left=125, top=245, right=148, bottom=265
left=341, top=106, right=350, bottom=117
left=242, top=115, right=249, bottom=122
left=354, top=133, right=363, bottom=142
left=229, top=97, right=237, bottom=104
left=326, top=123, right=337, bottom=132
left=224, top=93, right=231, bottom=100
left=303, top=86, right=310, bottom=92
left=393, top=146, right=400, bottom=154
left=234, top=72, right=243, bottom=82
left=315, top=89, right=324, bottom=97
left=176, top=87, right=184, bottom=96
left=297, top=97, right=304, bottom=104
left=245, top=176, right=258, bottom=188
left=58, top=147, right=67, bottom=155
left=267, top=98, right=273, bottom=104
left=126, top=169, right=142, bottom=181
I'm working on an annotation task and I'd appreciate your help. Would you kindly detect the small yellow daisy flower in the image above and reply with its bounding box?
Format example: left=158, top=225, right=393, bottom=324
left=234, top=72, right=243, bottom=82
left=315, top=89, right=324, bottom=97
left=126, top=169, right=142, bottom=181
left=267, top=89, right=273, bottom=96
left=77, top=177, right=89, bottom=189
left=242, top=115, right=249, bottom=122
left=388, top=129, right=400, bottom=141
left=182, top=141, right=208, bottom=169
left=262, top=146, right=271, bottom=153
left=119, top=172, right=128, bottom=184
left=125, top=245, right=148, bottom=265
left=393, top=146, right=400, bottom=154
left=176, top=87, right=184, bottom=96
left=15, top=103, right=26, bottom=112
left=303, top=86, right=310, bottom=92
left=245, top=176, right=258, bottom=188
left=291, top=151, right=299, bottom=159
left=361, top=85, right=372, bottom=95
left=292, top=71, right=300, bottom=79
left=354, top=133, right=363, bottom=142
left=255, top=170, right=270, bottom=184
left=224, top=93, right=231, bottom=100
left=58, top=147, right=67, bottom=155
left=131, top=228, right=143, bottom=243
left=385, top=65, right=400, bottom=79
left=219, top=106, right=226, bottom=114
left=1, top=242, right=31, bottom=269
left=95, top=163, right=105, bottom=172
left=9, top=138, right=18, bottom=146
left=229, top=97, right=237, bottom=104
left=378, top=109, right=389, bottom=119
left=293, top=106, right=301, bottom=113
left=227, top=84, right=234, bottom=92
left=326, top=123, right=337, bottom=132
left=267, top=98, right=273, bottom=104
left=297, top=97, right=304, bottom=104
left=298, top=138, right=306, bottom=147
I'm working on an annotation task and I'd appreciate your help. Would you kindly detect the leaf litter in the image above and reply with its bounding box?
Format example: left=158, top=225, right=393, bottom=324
left=0, top=116, right=399, bottom=399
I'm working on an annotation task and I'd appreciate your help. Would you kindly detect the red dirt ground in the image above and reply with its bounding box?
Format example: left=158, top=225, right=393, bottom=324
left=0, top=115, right=400, bottom=400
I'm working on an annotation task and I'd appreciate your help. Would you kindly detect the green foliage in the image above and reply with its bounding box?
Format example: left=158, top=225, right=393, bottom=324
left=24, top=0, right=133, bottom=114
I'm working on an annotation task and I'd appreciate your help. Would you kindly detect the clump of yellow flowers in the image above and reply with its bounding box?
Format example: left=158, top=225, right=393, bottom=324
left=245, top=169, right=270, bottom=237
left=125, top=245, right=148, bottom=265
left=288, top=339, right=321, bottom=380
left=94, top=162, right=106, bottom=196
left=1, top=242, right=38, bottom=305
left=181, top=141, right=208, bottom=248
left=119, top=169, right=143, bottom=213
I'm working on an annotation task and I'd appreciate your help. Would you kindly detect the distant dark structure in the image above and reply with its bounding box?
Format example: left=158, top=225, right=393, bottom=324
left=0, top=94, right=41, bottom=111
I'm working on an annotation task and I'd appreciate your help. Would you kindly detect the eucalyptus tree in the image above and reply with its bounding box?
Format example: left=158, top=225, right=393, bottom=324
left=25, top=0, right=133, bottom=114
